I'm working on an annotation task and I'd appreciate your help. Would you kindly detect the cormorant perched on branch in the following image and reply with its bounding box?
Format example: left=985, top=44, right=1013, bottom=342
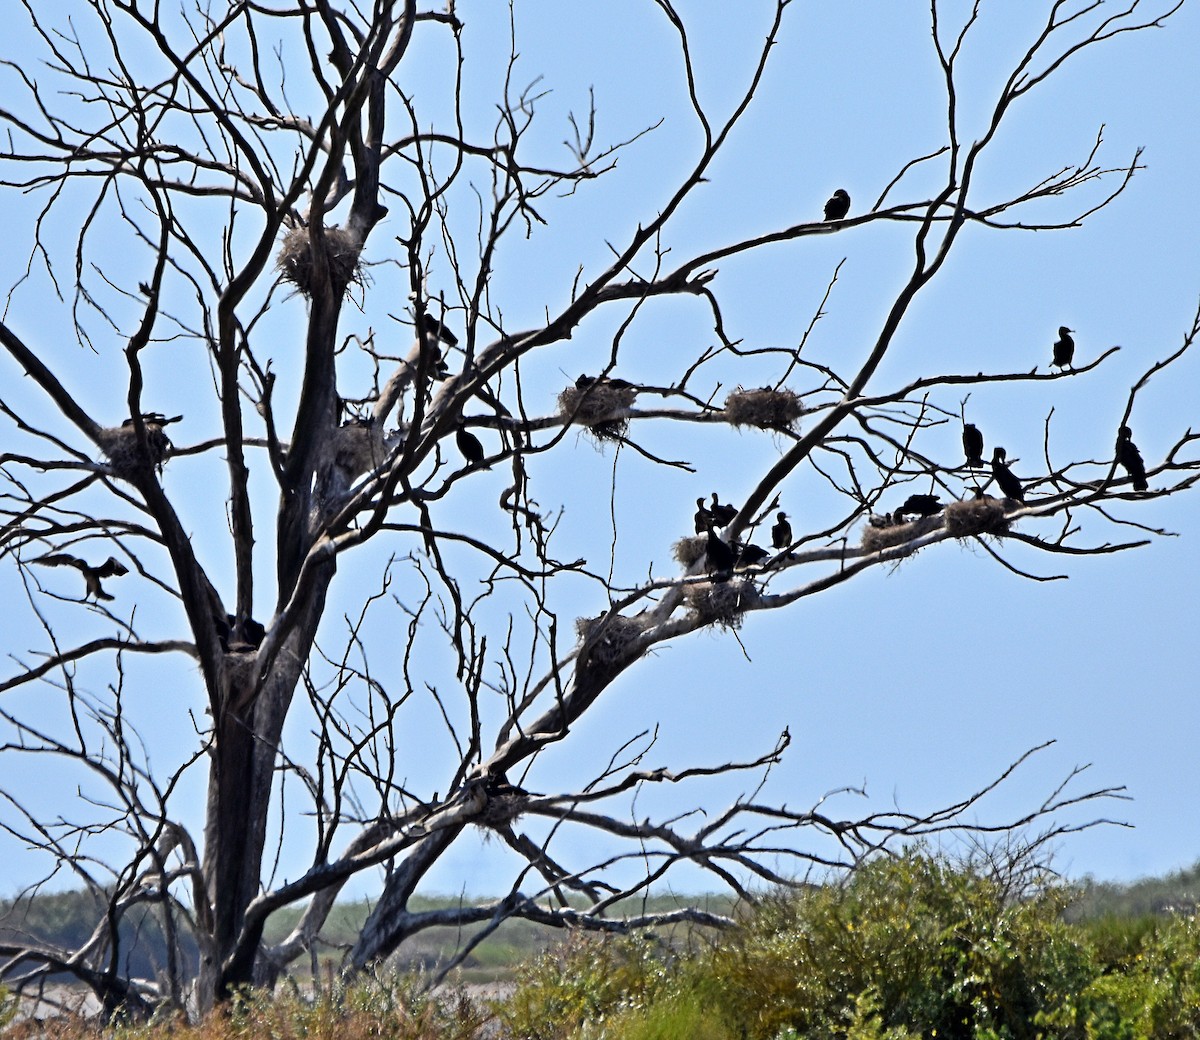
left=1115, top=426, right=1148, bottom=491
left=420, top=313, right=459, bottom=347
left=576, top=373, right=637, bottom=392
left=962, top=423, right=984, bottom=468
left=694, top=497, right=713, bottom=535
left=122, top=413, right=182, bottom=429
left=1051, top=327, right=1075, bottom=371
left=897, top=494, right=943, bottom=519
left=456, top=425, right=486, bottom=467
left=709, top=493, right=738, bottom=527
left=823, top=188, right=851, bottom=221
left=704, top=523, right=736, bottom=580
left=771, top=511, right=792, bottom=549
left=735, top=543, right=770, bottom=569
left=34, top=554, right=129, bottom=600
left=991, top=447, right=1024, bottom=503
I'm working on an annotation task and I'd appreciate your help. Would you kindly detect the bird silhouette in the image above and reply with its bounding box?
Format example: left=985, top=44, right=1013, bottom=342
left=735, top=543, right=770, bottom=569
left=991, top=447, right=1024, bottom=502
left=962, top=423, right=984, bottom=468
left=34, top=554, right=129, bottom=600
left=694, top=497, right=713, bottom=535
left=771, top=511, right=792, bottom=549
left=1051, top=327, right=1075, bottom=370
left=122, top=413, right=182, bottom=429
left=1115, top=426, right=1148, bottom=491
left=709, top=493, right=738, bottom=527
left=704, top=523, right=736, bottom=580
left=420, top=313, right=459, bottom=347
left=897, top=494, right=943, bottom=518
left=824, top=189, right=851, bottom=221
left=576, top=373, right=637, bottom=392
left=456, top=425, right=486, bottom=467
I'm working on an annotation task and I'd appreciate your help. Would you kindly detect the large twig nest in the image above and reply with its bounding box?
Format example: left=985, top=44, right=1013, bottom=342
left=557, top=382, right=637, bottom=441
left=330, top=420, right=386, bottom=481
left=685, top=579, right=760, bottom=630
left=860, top=514, right=942, bottom=553
left=575, top=613, right=646, bottom=667
left=672, top=535, right=708, bottom=569
left=944, top=496, right=1011, bottom=538
left=724, top=387, right=803, bottom=430
left=276, top=225, right=363, bottom=297
left=97, top=424, right=172, bottom=479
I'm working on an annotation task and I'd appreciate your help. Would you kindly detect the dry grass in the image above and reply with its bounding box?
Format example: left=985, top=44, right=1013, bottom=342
left=860, top=514, right=942, bottom=553
left=684, top=580, right=759, bottom=630
left=943, top=496, right=1011, bottom=538
left=277, top=225, right=363, bottom=297
left=671, top=535, right=708, bottom=569
left=724, top=388, right=802, bottom=431
left=557, top=382, right=637, bottom=441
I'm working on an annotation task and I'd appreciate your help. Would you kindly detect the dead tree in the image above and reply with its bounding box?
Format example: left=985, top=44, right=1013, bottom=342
left=0, top=0, right=1195, bottom=1019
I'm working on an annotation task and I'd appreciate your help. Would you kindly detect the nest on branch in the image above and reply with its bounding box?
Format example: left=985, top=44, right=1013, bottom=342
left=672, top=535, right=708, bottom=569
left=724, top=387, right=803, bottom=430
left=330, top=419, right=386, bottom=481
left=684, top=579, right=760, bottom=630
left=860, top=514, right=942, bottom=553
left=97, top=423, right=172, bottom=479
left=575, top=612, right=646, bottom=668
left=276, top=225, right=363, bottom=297
left=557, top=382, right=637, bottom=441
left=476, top=791, right=528, bottom=829
left=944, top=495, right=1011, bottom=538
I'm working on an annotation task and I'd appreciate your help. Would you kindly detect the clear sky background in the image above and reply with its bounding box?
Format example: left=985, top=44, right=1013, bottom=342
left=1, top=1, right=1198, bottom=904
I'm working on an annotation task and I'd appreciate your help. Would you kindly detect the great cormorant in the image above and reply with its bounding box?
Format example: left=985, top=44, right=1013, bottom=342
left=694, top=497, right=713, bottom=535
left=991, top=447, right=1024, bottom=502
left=33, top=554, right=129, bottom=601
left=962, top=423, right=984, bottom=468
left=704, top=523, right=736, bottom=580
left=898, top=494, right=943, bottom=518
left=1051, top=327, right=1075, bottom=371
left=456, top=425, right=485, bottom=466
left=420, top=313, right=459, bottom=347
left=771, top=511, right=792, bottom=549
left=735, top=543, right=770, bottom=568
left=824, top=189, right=851, bottom=221
left=709, top=493, right=738, bottom=527
left=1116, top=426, right=1148, bottom=491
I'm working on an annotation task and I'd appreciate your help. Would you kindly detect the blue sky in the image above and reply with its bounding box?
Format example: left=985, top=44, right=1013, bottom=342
left=0, top=1, right=1198, bottom=906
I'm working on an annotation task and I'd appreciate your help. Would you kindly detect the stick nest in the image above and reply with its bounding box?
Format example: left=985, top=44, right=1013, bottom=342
left=575, top=613, right=645, bottom=667
left=277, top=225, right=363, bottom=297
left=558, top=382, right=637, bottom=440
left=944, top=496, right=1011, bottom=538
left=97, top=424, right=171, bottom=479
left=330, top=421, right=386, bottom=481
left=672, top=535, right=708, bottom=569
left=724, top=387, right=803, bottom=430
left=860, top=514, right=942, bottom=553
left=476, top=792, right=527, bottom=829
left=685, top=579, right=760, bottom=630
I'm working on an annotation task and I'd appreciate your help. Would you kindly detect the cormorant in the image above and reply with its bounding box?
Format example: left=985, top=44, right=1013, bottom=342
left=771, top=511, right=792, bottom=549
left=824, top=188, right=851, bottom=221
left=694, top=497, right=713, bottom=535
left=898, top=494, right=943, bottom=518
left=704, top=523, right=736, bottom=580
left=456, top=425, right=485, bottom=466
left=122, top=413, right=182, bottom=429
left=420, top=313, right=459, bottom=347
left=991, top=447, right=1024, bottom=503
left=577, top=373, right=637, bottom=392
left=1051, top=327, right=1075, bottom=371
left=735, top=543, right=770, bottom=568
left=962, top=423, right=985, bottom=468
left=1115, top=426, right=1148, bottom=491
left=33, top=554, right=128, bottom=600
left=709, top=493, right=738, bottom=527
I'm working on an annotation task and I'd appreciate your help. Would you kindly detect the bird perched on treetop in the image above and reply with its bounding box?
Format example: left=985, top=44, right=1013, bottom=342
left=1051, top=327, right=1075, bottom=371
left=771, top=511, right=792, bottom=550
left=1115, top=426, right=1148, bottom=491
left=824, top=188, right=851, bottom=221
left=962, top=423, right=984, bottom=468
left=991, top=447, right=1024, bottom=503
left=33, top=554, right=129, bottom=601
left=709, top=493, right=738, bottom=527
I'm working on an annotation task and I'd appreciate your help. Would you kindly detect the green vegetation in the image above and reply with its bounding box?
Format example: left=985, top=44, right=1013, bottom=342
left=7, top=855, right=1200, bottom=1037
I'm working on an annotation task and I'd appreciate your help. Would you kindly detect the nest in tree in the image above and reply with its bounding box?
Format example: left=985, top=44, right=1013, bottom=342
left=672, top=535, right=708, bottom=569
left=476, top=791, right=527, bottom=829
left=330, top=420, right=386, bottom=481
left=97, top=424, right=172, bottom=479
left=557, top=382, right=637, bottom=441
left=575, top=612, right=645, bottom=667
left=685, top=579, right=759, bottom=630
left=276, top=225, right=363, bottom=297
left=860, top=514, right=942, bottom=553
left=944, top=496, right=1011, bottom=538
left=724, top=387, right=803, bottom=430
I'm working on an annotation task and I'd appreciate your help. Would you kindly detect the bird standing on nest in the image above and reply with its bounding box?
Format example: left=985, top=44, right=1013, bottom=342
left=896, top=494, right=943, bottom=519
left=823, top=188, right=851, bottom=221
left=34, top=554, right=129, bottom=600
left=991, top=447, right=1025, bottom=503
left=1115, top=426, right=1148, bottom=491
left=771, top=511, right=792, bottom=549
left=1051, top=327, right=1075, bottom=371
left=703, top=522, right=736, bottom=581
left=962, top=423, right=984, bottom=468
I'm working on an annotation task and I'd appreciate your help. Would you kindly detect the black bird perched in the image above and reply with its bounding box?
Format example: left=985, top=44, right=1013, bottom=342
left=704, top=523, right=736, bottom=580
left=420, top=313, right=459, bottom=347
left=771, top=511, right=792, bottom=549
left=823, top=188, right=851, bottom=221
left=962, top=423, right=985, bottom=468
left=735, top=543, right=771, bottom=569
left=1115, top=425, right=1148, bottom=491
left=709, top=493, right=738, bottom=527
left=456, top=424, right=486, bottom=467
left=216, top=613, right=266, bottom=651
left=897, top=494, right=943, bottom=518
left=122, top=412, right=182, bottom=429
left=991, top=447, right=1024, bottom=503
left=34, top=554, right=128, bottom=600
left=693, top=496, right=713, bottom=535
left=576, top=372, right=637, bottom=392
left=1051, top=327, right=1075, bottom=371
